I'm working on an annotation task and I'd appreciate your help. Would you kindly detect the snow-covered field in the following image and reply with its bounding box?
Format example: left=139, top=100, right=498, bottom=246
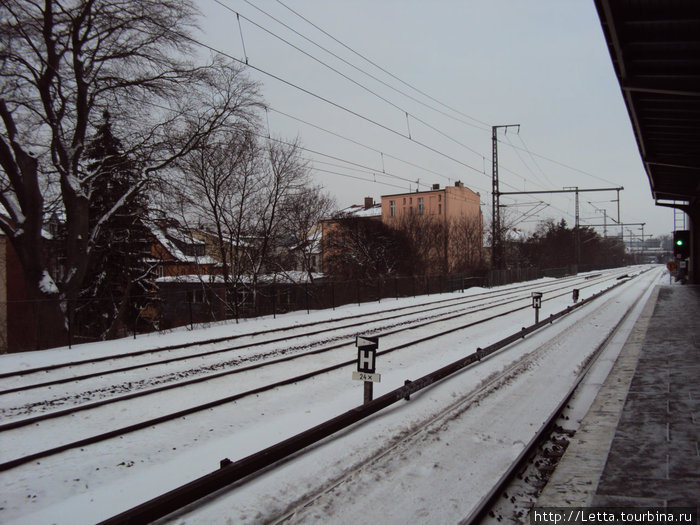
left=0, top=266, right=664, bottom=524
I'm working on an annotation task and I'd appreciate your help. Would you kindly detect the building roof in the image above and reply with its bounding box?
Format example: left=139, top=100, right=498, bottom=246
left=334, top=203, right=383, bottom=218
left=143, top=219, right=218, bottom=265
left=594, top=0, right=700, bottom=204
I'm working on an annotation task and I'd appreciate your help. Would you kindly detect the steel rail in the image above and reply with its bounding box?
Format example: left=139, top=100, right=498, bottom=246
left=459, top=270, right=656, bottom=524
left=95, top=274, right=641, bottom=525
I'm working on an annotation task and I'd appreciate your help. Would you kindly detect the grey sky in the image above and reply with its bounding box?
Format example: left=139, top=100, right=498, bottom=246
left=198, top=0, right=675, bottom=238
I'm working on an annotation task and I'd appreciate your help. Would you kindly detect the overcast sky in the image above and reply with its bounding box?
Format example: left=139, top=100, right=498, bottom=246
left=197, top=0, right=676, bottom=238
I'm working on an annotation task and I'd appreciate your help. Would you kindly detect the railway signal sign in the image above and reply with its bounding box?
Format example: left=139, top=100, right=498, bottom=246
left=354, top=335, right=380, bottom=404
left=531, top=292, right=543, bottom=309
left=531, top=292, right=543, bottom=323
left=356, top=336, right=378, bottom=371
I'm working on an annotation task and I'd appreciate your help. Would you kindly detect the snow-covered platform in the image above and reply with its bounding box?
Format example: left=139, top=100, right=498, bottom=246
left=538, top=284, right=700, bottom=508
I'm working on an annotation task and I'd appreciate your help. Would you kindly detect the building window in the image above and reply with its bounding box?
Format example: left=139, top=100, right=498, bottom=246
left=187, top=289, right=206, bottom=303
left=418, top=197, right=424, bottom=215
left=438, top=194, right=442, bottom=202
left=390, top=200, right=395, bottom=217
left=403, top=197, right=406, bottom=205
left=438, top=203, right=442, bottom=215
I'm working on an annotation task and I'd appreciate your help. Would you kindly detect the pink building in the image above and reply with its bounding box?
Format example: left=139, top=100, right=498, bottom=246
left=380, top=181, right=481, bottom=224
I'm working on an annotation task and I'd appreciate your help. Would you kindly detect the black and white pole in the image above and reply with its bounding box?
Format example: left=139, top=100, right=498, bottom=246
left=531, top=292, right=543, bottom=323
left=353, top=335, right=380, bottom=404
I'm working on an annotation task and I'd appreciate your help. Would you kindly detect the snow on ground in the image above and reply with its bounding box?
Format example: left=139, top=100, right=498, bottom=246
left=0, top=266, right=664, bottom=524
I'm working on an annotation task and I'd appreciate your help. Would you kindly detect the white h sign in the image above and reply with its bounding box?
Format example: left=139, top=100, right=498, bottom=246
left=355, top=335, right=378, bottom=374
left=358, top=349, right=375, bottom=373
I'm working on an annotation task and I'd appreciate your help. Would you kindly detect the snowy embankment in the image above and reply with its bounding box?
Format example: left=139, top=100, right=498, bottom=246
left=0, top=266, right=663, bottom=524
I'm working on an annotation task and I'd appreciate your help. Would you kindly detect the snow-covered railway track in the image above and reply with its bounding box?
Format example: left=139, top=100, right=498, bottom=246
left=96, top=268, right=660, bottom=524
left=459, top=271, right=659, bottom=525
left=0, top=272, right=606, bottom=398
left=246, top=268, right=661, bottom=525
left=0, top=270, right=626, bottom=406
left=0, top=271, right=632, bottom=475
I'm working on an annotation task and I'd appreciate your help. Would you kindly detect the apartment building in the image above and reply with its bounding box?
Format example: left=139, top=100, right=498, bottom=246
left=381, top=181, right=481, bottom=224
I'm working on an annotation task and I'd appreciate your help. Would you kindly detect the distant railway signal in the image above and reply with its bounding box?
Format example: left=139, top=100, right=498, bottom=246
left=673, top=230, right=690, bottom=260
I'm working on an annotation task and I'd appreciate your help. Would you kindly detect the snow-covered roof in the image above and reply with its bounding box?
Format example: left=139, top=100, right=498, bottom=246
left=144, top=220, right=218, bottom=265
left=156, top=271, right=324, bottom=285
left=336, top=203, right=382, bottom=218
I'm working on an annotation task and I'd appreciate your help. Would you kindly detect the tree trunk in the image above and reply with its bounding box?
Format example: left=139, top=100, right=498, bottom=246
left=22, top=266, right=68, bottom=350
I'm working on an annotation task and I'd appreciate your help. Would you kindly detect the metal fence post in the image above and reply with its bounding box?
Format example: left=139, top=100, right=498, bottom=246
left=188, top=292, right=194, bottom=330
left=272, top=287, right=276, bottom=319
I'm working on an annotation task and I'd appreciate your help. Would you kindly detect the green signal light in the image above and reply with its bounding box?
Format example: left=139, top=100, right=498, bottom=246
left=676, top=239, right=684, bottom=246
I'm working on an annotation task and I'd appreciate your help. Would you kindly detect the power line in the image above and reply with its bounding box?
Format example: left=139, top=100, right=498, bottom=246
left=229, top=0, right=490, bottom=133
left=198, top=4, right=621, bottom=229
left=266, top=106, right=455, bottom=184
left=267, top=0, right=623, bottom=194
left=212, top=1, right=613, bottom=205
left=273, top=0, right=492, bottom=131
left=182, top=25, right=486, bottom=176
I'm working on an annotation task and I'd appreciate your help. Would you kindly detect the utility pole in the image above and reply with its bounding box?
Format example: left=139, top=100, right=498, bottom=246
left=491, top=124, right=519, bottom=270
left=604, top=209, right=607, bottom=238
left=565, top=186, right=580, bottom=268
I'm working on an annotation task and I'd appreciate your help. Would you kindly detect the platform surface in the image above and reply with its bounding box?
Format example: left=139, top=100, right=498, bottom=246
left=538, top=284, right=700, bottom=509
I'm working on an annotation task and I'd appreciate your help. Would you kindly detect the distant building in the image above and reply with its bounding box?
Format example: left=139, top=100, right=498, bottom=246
left=381, top=181, right=481, bottom=225
left=320, top=197, right=383, bottom=274
left=321, top=183, right=484, bottom=276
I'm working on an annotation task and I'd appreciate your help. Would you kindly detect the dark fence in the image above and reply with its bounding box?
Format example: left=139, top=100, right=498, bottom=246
left=155, top=273, right=487, bottom=330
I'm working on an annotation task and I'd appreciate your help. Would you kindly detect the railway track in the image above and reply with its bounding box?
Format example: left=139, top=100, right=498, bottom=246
left=0, top=270, right=611, bottom=397
left=0, top=267, right=653, bottom=525
left=0, top=270, right=631, bottom=467
left=459, top=268, right=660, bottom=524
left=1, top=269, right=628, bottom=410
left=250, top=267, right=662, bottom=525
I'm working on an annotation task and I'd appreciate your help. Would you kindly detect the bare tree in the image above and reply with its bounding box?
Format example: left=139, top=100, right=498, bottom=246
left=448, top=215, right=485, bottom=273
left=324, top=216, right=415, bottom=280
left=174, top=126, right=263, bottom=318
left=0, top=1, right=259, bottom=348
left=396, top=213, right=448, bottom=275
left=246, top=137, right=310, bottom=282
left=279, top=184, right=335, bottom=283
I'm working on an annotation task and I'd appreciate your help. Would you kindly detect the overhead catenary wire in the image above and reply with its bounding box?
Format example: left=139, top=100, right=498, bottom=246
left=224, top=1, right=492, bottom=171
left=179, top=26, right=487, bottom=178
left=266, top=106, right=458, bottom=184
left=212, top=1, right=615, bottom=205
left=227, top=0, right=491, bottom=133
left=219, top=0, right=624, bottom=205
left=196, top=3, right=622, bottom=228
left=273, top=0, right=492, bottom=130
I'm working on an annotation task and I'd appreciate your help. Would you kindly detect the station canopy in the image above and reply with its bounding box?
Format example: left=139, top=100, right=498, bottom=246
left=594, top=0, right=700, bottom=204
